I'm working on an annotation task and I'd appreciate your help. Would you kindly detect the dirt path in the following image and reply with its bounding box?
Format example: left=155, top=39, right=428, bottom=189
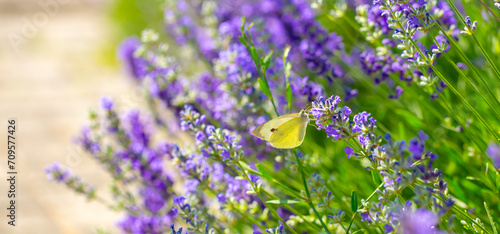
left=0, top=1, right=135, bottom=233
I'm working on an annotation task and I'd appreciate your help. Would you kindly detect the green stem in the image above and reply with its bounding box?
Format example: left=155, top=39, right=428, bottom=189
left=431, top=65, right=500, bottom=143
left=233, top=207, right=266, bottom=230
left=407, top=183, right=491, bottom=234
left=270, top=98, right=280, bottom=117
left=206, top=186, right=265, bottom=231
left=240, top=162, right=306, bottom=200
left=471, top=33, right=500, bottom=82
left=440, top=49, right=500, bottom=118
left=420, top=17, right=500, bottom=118
left=478, top=0, right=500, bottom=23
left=433, top=22, right=498, bottom=101
left=434, top=92, right=486, bottom=150
left=293, top=151, right=331, bottom=234
left=346, top=182, right=385, bottom=233
left=444, top=0, right=500, bottom=82
left=453, top=206, right=491, bottom=234
left=484, top=202, right=499, bottom=234
left=340, top=222, right=347, bottom=232
left=235, top=161, right=297, bottom=234
left=260, top=189, right=323, bottom=232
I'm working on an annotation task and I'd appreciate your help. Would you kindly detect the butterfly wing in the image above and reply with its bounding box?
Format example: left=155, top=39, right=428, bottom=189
left=252, top=113, right=299, bottom=141
left=268, top=117, right=309, bottom=149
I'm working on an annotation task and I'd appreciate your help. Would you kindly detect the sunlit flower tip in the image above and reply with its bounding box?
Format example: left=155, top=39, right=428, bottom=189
left=486, top=142, right=500, bottom=169
left=99, top=96, right=114, bottom=110
left=345, top=147, right=355, bottom=159
left=460, top=16, right=477, bottom=35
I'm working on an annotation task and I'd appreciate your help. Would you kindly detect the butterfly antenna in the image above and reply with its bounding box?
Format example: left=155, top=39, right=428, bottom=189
left=304, top=105, right=312, bottom=112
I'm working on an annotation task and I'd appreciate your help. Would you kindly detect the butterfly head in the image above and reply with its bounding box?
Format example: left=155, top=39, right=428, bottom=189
left=298, top=109, right=310, bottom=121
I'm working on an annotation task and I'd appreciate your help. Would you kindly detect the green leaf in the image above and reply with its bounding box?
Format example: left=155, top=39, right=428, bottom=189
left=398, top=122, right=406, bottom=140
left=484, top=202, right=499, bottom=234
left=266, top=199, right=302, bottom=204
left=286, top=83, right=293, bottom=114
left=238, top=36, right=247, bottom=47
left=371, top=171, right=382, bottom=185
left=496, top=171, right=500, bottom=193
left=465, top=177, right=492, bottom=191
left=394, top=109, right=422, bottom=129
left=258, top=78, right=272, bottom=100
left=449, top=179, right=467, bottom=202
left=246, top=22, right=254, bottom=31
left=352, top=230, right=366, bottom=234
left=282, top=46, right=292, bottom=83
left=256, top=164, right=273, bottom=181
left=283, top=46, right=291, bottom=62
left=351, top=191, right=358, bottom=212
left=282, top=46, right=292, bottom=113
left=249, top=47, right=259, bottom=67
left=240, top=17, right=246, bottom=37
left=262, top=51, right=273, bottom=71
left=284, top=62, right=292, bottom=79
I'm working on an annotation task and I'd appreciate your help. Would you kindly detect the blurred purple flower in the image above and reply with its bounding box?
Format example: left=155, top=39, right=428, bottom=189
left=399, top=209, right=441, bottom=234
left=44, top=162, right=71, bottom=182
left=117, top=37, right=147, bottom=79
left=486, top=142, right=500, bottom=169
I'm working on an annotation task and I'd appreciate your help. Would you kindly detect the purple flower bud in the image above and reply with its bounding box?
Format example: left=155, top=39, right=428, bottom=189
left=195, top=131, right=206, bottom=143
left=384, top=224, right=394, bottom=233
left=345, top=147, right=355, bottom=159
left=217, top=193, right=226, bottom=203
left=44, top=162, right=71, bottom=182
left=173, top=196, right=186, bottom=206
left=169, top=207, right=178, bottom=218
left=249, top=174, right=260, bottom=183
left=99, top=96, right=114, bottom=110
left=206, top=125, right=216, bottom=135
left=183, top=179, right=199, bottom=194
left=221, top=149, right=231, bottom=161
